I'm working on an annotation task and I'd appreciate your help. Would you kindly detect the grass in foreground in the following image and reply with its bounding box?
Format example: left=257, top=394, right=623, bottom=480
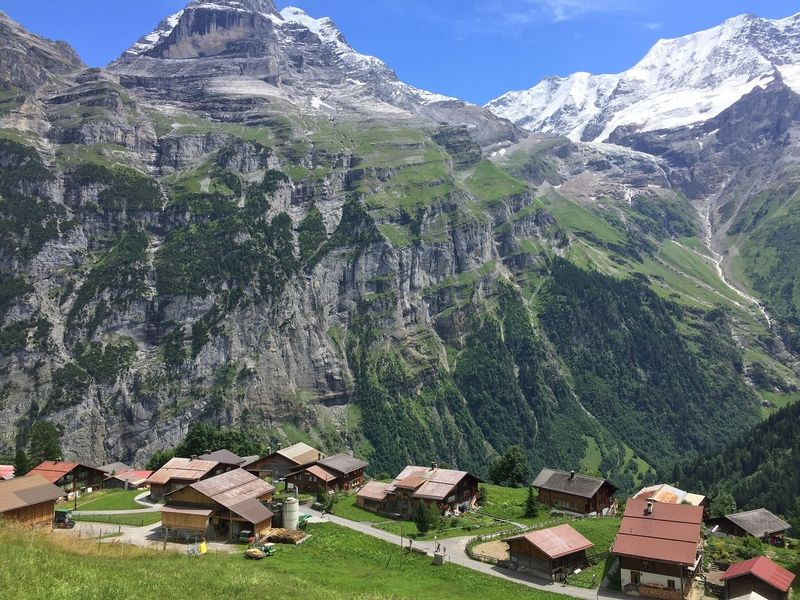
left=0, top=522, right=569, bottom=600
left=74, top=512, right=162, bottom=527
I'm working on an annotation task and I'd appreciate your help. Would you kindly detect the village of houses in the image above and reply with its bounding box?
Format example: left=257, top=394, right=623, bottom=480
left=0, top=444, right=795, bottom=600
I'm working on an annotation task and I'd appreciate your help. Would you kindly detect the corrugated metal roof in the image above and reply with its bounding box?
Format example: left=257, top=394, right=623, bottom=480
left=533, top=468, right=615, bottom=498
left=387, top=466, right=473, bottom=501
left=721, top=557, right=795, bottom=593
left=634, top=484, right=706, bottom=506
left=318, top=453, right=368, bottom=475
left=612, top=498, right=703, bottom=565
left=147, top=458, right=218, bottom=485
left=277, top=443, right=324, bottom=466
left=724, top=509, right=791, bottom=538
left=357, top=481, right=390, bottom=501
left=188, top=469, right=275, bottom=517
left=28, top=461, right=79, bottom=483
left=229, top=498, right=273, bottom=524
left=304, top=465, right=337, bottom=482
left=506, top=524, right=594, bottom=559
left=0, top=474, right=64, bottom=512
left=414, top=481, right=458, bottom=501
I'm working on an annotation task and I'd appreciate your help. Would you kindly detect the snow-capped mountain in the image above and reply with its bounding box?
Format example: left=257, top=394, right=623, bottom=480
left=112, top=0, right=518, bottom=145
left=487, top=12, right=800, bottom=142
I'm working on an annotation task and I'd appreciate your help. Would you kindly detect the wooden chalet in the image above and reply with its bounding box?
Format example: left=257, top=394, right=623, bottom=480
left=285, top=453, right=368, bottom=494
left=710, top=509, right=791, bottom=546
left=613, top=498, right=704, bottom=600
left=244, top=443, right=324, bottom=479
left=721, top=556, right=795, bottom=600
left=104, top=469, right=152, bottom=490
left=0, top=474, right=64, bottom=528
left=28, top=461, right=106, bottom=496
left=146, top=458, right=220, bottom=500
left=506, top=524, right=593, bottom=580
left=198, top=449, right=259, bottom=469
left=356, top=464, right=481, bottom=518
left=532, top=468, right=617, bottom=515
left=162, top=468, right=275, bottom=540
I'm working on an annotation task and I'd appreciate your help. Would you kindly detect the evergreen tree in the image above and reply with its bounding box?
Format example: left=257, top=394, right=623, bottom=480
left=146, top=449, right=175, bottom=471
left=489, top=446, right=531, bottom=488
left=524, top=485, right=540, bottom=517
left=710, top=491, right=736, bottom=518
left=14, top=448, right=30, bottom=476
left=414, top=501, right=432, bottom=534
left=28, top=421, right=61, bottom=465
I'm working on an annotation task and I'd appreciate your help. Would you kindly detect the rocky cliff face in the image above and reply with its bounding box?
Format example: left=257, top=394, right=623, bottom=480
left=0, top=4, right=786, bottom=487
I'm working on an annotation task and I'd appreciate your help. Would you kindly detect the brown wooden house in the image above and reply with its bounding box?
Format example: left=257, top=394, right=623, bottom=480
left=721, top=556, right=795, bottom=600
left=245, top=443, right=324, bottom=479
left=506, top=524, right=593, bottom=580
left=146, top=458, right=220, bottom=500
left=613, top=499, right=704, bottom=600
left=532, top=468, right=617, bottom=515
left=286, top=453, right=368, bottom=494
left=28, top=461, right=107, bottom=497
left=356, top=465, right=481, bottom=518
left=163, top=468, right=275, bottom=540
left=710, top=509, right=791, bottom=545
left=0, top=474, right=65, bottom=529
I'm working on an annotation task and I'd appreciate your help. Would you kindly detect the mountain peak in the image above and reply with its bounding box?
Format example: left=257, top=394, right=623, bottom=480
left=184, top=0, right=278, bottom=14
left=487, top=11, right=800, bottom=142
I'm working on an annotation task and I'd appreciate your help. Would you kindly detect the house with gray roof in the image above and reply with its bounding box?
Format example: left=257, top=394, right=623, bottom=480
left=286, top=453, right=368, bottom=494
left=532, top=468, right=617, bottom=515
left=710, top=508, right=791, bottom=545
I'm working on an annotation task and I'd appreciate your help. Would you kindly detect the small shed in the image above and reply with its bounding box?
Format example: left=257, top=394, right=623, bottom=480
left=506, top=524, right=593, bottom=580
left=0, top=474, right=64, bottom=528
left=721, top=556, right=795, bottom=600
left=711, top=509, right=791, bottom=545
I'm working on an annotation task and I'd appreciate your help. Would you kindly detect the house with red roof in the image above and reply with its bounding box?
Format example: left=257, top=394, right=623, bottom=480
left=0, top=465, right=15, bottom=480
left=613, top=498, right=704, bottom=600
left=28, top=461, right=106, bottom=496
left=721, top=556, right=795, bottom=600
left=505, top=524, right=594, bottom=580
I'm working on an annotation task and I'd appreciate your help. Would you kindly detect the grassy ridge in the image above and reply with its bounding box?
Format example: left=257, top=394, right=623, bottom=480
left=0, top=523, right=568, bottom=600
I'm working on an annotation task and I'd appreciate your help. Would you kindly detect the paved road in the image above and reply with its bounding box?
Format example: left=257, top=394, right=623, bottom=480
left=306, top=508, right=611, bottom=600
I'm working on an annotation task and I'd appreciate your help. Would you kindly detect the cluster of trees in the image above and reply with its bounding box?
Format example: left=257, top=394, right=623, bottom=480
left=11, top=421, right=62, bottom=476
left=145, top=423, right=266, bottom=471
left=679, top=400, right=800, bottom=531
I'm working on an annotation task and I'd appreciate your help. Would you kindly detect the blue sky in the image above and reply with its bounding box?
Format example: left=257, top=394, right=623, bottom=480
left=1, top=0, right=798, bottom=104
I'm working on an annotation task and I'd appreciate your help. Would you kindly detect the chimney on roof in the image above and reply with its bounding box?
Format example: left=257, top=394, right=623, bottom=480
left=646, top=499, right=654, bottom=515
left=318, top=452, right=322, bottom=461
left=431, top=462, right=438, bottom=471
left=570, top=470, right=575, bottom=480
left=277, top=442, right=282, bottom=449
left=190, top=454, right=197, bottom=461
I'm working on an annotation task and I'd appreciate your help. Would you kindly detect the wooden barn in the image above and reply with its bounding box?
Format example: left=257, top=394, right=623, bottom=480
left=506, top=524, right=593, bottom=580
left=710, top=509, right=791, bottom=545
left=245, top=443, right=324, bottom=479
left=286, top=453, right=368, bottom=494
left=28, top=461, right=107, bottom=496
left=356, top=465, right=481, bottom=518
left=721, top=556, right=795, bottom=600
left=0, top=474, right=64, bottom=528
left=532, top=468, right=617, bottom=515
left=146, top=458, right=219, bottom=500
left=163, top=468, right=275, bottom=540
